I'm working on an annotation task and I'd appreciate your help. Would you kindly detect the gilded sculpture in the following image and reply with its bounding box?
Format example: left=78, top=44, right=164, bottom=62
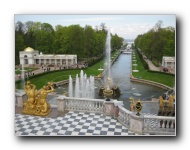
left=129, top=97, right=136, bottom=111
left=22, top=81, right=54, bottom=116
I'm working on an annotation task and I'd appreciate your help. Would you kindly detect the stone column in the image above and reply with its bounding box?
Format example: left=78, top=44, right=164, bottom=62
left=66, top=59, right=68, bottom=66
left=75, top=58, right=77, bottom=64
left=60, top=59, right=62, bottom=65
left=165, top=61, right=168, bottom=67
left=171, top=62, right=174, bottom=68
left=71, top=59, right=73, bottom=65
left=57, top=95, right=66, bottom=112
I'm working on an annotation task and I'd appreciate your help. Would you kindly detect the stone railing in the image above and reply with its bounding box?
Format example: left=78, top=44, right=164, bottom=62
left=143, top=115, right=175, bottom=135
left=117, top=105, right=133, bottom=127
left=57, top=96, right=105, bottom=113
left=56, top=96, right=123, bottom=117
left=64, top=97, right=104, bottom=113
left=15, top=91, right=175, bottom=135
left=117, top=105, right=175, bottom=135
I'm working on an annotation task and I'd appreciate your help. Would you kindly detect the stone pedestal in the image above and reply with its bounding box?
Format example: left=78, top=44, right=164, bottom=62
left=57, top=95, right=66, bottom=112
left=104, top=100, right=123, bottom=118
left=129, top=113, right=144, bottom=135
left=15, top=90, right=27, bottom=107
left=104, top=101, right=115, bottom=116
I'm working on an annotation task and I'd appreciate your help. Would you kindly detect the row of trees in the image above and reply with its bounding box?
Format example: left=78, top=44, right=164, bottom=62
left=15, top=21, right=124, bottom=65
left=134, top=21, right=175, bottom=65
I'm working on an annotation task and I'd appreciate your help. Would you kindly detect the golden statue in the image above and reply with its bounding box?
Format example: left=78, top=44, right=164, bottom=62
left=159, top=94, right=174, bottom=108
left=22, top=81, right=38, bottom=115
left=129, top=97, right=136, bottom=111
left=112, top=85, right=122, bottom=97
left=22, top=81, right=54, bottom=116
left=159, top=96, right=164, bottom=107
left=97, top=73, right=102, bottom=78
left=130, top=74, right=134, bottom=79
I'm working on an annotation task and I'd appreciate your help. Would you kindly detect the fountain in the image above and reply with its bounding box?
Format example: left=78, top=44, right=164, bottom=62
left=67, top=29, right=121, bottom=100
left=103, top=77, right=113, bottom=101
left=98, top=29, right=122, bottom=100
left=68, top=75, right=73, bottom=97
left=68, top=70, right=95, bottom=99
left=104, top=29, right=112, bottom=83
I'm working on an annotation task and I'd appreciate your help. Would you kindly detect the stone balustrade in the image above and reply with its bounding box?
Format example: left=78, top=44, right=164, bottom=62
left=57, top=97, right=105, bottom=114
left=143, top=115, right=175, bottom=135
left=15, top=90, right=176, bottom=135
left=117, top=105, right=133, bottom=127
left=117, top=105, right=175, bottom=135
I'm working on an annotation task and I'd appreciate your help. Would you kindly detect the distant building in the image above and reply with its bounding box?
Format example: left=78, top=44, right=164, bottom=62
left=19, top=47, right=77, bottom=66
left=162, top=56, right=175, bottom=68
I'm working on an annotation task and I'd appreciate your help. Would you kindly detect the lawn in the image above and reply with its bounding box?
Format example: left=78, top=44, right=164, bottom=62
left=132, top=51, right=175, bottom=87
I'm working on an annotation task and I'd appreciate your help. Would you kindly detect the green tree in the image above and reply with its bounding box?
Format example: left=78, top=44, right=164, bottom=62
left=63, top=25, right=85, bottom=58
left=84, top=25, right=97, bottom=59
left=24, top=21, right=36, bottom=48
left=35, top=23, right=54, bottom=54
left=15, top=32, right=25, bottom=65
left=134, top=21, right=175, bottom=65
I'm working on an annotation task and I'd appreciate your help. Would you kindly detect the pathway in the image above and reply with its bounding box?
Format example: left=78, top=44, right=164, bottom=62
left=138, top=50, right=160, bottom=71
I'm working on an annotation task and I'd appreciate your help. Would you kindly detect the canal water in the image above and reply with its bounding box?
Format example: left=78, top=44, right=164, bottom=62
left=52, top=53, right=166, bottom=110
left=95, top=53, right=166, bottom=109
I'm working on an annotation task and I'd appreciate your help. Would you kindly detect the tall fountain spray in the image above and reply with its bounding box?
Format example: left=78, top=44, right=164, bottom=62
left=75, top=74, right=80, bottom=98
left=68, top=70, right=95, bottom=99
left=69, top=75, right=73, bottom=97
left=104, top=29, right=112, bottom=87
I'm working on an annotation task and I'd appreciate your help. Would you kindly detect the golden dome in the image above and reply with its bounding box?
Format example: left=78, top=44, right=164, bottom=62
left=24, top=47, right=34, bottom=52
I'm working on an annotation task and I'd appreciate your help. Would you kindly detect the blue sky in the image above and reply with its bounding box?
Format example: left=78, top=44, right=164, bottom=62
left=15, top=14, right=176, bottom=39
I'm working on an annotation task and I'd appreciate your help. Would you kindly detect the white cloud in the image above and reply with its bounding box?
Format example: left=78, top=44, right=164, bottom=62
left=110, top=23, right=154, bottom=39
left=55, top=17, right=117, bottom=22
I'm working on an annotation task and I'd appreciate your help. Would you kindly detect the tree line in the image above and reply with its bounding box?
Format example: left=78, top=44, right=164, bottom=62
left=134, top=20, right=175, bottom=65
left=15, top=21, right=124, bottom=65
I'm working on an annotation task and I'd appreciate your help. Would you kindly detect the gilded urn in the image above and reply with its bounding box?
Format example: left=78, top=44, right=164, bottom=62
left=135, top=99, right=142, bottom=116
left=103, top=88, right=113, bottom=101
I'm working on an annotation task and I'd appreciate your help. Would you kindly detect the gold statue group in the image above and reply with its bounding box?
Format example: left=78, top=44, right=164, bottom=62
left=22, top=81, right=54, bottom=116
